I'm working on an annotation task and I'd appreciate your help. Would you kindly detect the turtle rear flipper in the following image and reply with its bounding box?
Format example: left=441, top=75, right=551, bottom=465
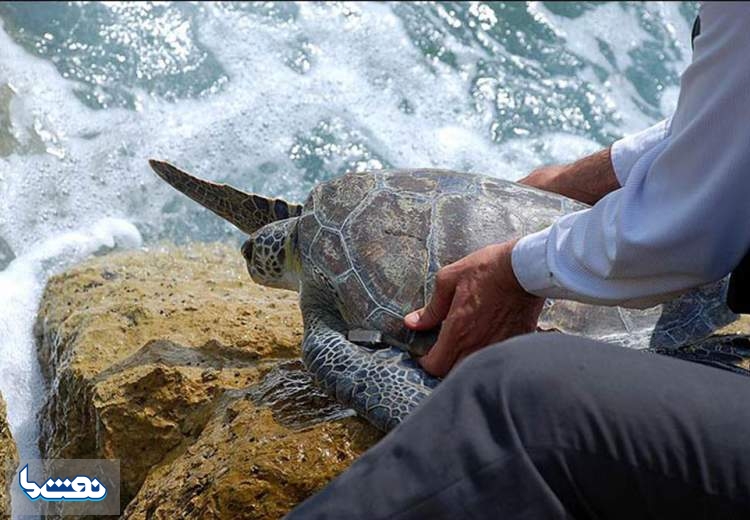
left=149, top=160, right=302, bottom=235
left=653, top=335, right=750, bottom=376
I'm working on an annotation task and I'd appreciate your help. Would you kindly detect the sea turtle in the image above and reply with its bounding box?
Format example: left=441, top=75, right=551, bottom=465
left=149, top=160, right=743, bottom=431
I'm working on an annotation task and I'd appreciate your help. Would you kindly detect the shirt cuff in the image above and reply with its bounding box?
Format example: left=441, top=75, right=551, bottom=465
left=610, top=118, right=670, bottom=186
left=511, top=227, right=556, bottom=297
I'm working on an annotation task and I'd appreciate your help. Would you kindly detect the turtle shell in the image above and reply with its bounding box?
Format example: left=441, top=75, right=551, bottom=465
left=296, top=170, right=736, bottom=356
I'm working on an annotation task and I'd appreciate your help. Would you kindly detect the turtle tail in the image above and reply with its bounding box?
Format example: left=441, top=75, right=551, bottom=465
left=149, top=160, right=302, bottom=235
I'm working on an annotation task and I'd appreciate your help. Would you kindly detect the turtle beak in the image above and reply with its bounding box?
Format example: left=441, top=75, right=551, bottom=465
left=241, top=239, right=254, bottom=262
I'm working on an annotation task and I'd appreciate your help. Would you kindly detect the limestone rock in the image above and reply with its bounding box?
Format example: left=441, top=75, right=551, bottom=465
left=0, top=393, right=18, bottom=517
left=34, top=243, right=380, bottom=516
left=123, top=384, right=380, bottom=519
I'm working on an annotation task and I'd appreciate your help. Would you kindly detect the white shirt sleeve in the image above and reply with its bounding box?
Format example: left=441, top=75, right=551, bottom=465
left=610, top=118, right=670, bottom=186
left=511, top=2, right=750, bottom=309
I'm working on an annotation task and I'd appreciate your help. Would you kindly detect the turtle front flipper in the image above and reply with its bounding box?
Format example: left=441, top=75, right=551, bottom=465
left=301, top=297, right=439, bottom=432
left=149, top=160, right=302, bottom=235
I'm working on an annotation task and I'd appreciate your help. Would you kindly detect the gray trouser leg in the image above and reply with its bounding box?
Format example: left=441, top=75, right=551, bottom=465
left=286, top=333, right=750, bottom=519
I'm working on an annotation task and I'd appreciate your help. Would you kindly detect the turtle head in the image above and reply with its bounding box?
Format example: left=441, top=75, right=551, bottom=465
left=147, top=160, right=304, bottom=290
left=241, top=218, right=302, bottom=291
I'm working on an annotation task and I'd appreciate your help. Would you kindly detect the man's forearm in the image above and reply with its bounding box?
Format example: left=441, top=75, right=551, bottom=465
left=518, top=148, right=619, bottom=205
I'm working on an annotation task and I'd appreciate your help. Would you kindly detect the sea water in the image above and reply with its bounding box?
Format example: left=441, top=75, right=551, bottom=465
left=0, top=0, right=697, bottom=466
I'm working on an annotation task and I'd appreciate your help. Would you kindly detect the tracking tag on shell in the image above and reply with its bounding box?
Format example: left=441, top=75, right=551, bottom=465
left=348, top=329, right=383, bottom=345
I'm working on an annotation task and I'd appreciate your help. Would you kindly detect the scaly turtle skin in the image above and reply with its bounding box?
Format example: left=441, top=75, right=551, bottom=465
left=150, top=161, right=740, bottom=431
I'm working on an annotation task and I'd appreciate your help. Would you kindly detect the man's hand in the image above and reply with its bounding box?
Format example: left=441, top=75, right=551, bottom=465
left=404, top=240, right=544, bottom=377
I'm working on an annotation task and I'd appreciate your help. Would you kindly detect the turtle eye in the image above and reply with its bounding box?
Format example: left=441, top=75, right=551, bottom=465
left=241, top=239, right=254, bottom=260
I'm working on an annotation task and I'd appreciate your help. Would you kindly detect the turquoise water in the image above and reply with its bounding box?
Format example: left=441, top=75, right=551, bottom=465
left=0, top=1, right=697, bottom=461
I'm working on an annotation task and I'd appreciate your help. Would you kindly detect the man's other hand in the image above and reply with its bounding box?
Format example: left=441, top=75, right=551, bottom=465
left=404, top=240, right=544, bottom=377
left=518, top=147, right=618, bottom=205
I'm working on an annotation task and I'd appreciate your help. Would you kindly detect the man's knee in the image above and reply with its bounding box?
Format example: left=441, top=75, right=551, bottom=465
left=453, top=333, right=589, bottom=381
left=449, top=333, right=606, bottom=412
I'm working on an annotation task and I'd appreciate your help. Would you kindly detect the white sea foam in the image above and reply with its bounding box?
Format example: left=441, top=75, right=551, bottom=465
left=534, top=1, right=693, bottom=135
left=0, top=3, right=693, bottom=251
left=0, top=218, right=141, bottom=460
